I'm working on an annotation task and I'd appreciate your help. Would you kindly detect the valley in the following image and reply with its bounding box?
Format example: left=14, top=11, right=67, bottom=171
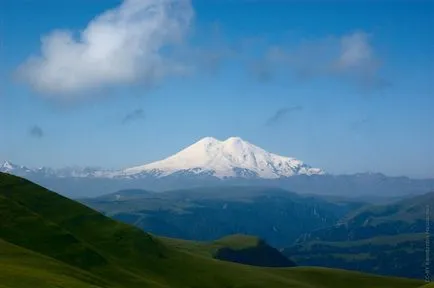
left=80, top=186, right=360, bottom=247
left=78, top=185, right=434, bottom=280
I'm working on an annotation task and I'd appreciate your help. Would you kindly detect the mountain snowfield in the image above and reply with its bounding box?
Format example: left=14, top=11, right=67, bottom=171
left=1, top=137, right=324, bottom=179
left=123, top=137, right=325, bottom=179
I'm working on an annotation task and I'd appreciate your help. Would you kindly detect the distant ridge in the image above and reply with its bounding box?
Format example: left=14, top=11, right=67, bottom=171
left=2, top=138, right=434, bottom=199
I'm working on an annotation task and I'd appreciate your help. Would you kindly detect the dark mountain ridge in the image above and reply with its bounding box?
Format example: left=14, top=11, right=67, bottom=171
left=81, top=186, right=363, bottom=248
left=2, top=163, right=434, bottom=199
left=284, top=192, right=434, bottom=279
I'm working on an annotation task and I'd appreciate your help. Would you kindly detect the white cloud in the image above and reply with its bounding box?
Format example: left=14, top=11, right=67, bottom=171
left=249, top=31, right=387, bottom=90
left=338, top=32, right=373, bottom=68
left=17, top=0, right=194, bottom=97
left=335, top=32, right=388, bottom=90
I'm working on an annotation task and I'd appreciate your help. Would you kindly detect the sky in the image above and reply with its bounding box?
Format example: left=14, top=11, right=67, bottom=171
left=0, top=0, right=433, bottom=178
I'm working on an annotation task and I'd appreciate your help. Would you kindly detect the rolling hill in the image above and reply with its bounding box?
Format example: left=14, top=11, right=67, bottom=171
left=0, top=172, right=425, bottom=288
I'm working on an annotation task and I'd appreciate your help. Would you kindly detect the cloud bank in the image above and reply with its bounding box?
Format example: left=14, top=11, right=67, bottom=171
left=17, top=0, right=193, bottom=97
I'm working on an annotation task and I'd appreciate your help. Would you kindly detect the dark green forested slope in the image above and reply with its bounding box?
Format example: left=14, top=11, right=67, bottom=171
left=285, top=192, right=434, bottom=279
left=0, top=172, right=424, bottom=288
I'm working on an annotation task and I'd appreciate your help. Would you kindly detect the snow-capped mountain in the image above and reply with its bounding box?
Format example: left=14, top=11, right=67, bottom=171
left=2, top=141, right=433, bottom=199
left=122, top=137, right=325, bottom=179
left=1, top=137, right=324, bottom=180
left=0, top=160, right=34, bottom=176
left=0, top=160, right=112, bottom=178
left=1, top=160, right=17, bottom=171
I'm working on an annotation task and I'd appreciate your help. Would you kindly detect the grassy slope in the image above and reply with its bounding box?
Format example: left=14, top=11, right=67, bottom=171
left=0, top=238, right=105, bottom=288
left=0, top=172, right=424, bottom=288
left=157, top=234, right=262, bottom=257
left=160, top=236, right=424, bottom=288
left=214, top=234, right=262, bottom=250
left=161, top=233, right=296, bottom=267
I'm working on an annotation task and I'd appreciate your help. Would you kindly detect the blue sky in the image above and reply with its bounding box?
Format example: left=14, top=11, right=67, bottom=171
left=0, top=0, right=433, bottom=177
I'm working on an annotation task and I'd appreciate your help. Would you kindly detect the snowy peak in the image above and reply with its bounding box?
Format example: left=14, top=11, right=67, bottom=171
left=1, top=160, right=16, bottom=170
left=124, top=137, right=325, bottom=179
left=0, top=160, right=33, bottom=175
left=0, top=160, right=112, bottom=178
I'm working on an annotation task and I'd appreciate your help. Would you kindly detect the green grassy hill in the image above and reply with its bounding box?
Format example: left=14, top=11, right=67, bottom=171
left=162, top=234, right=296, bottom=268
left=211, top=235, right=296, bottom=267
left=214, top=234, right=262, bottom=249
left=0, top=238, right=105, bottom=288
left=0, top=172, right=424, bottom=288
